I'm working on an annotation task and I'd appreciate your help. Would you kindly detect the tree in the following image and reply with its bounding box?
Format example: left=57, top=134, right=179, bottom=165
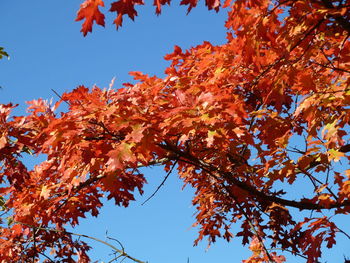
left=1, top=0, right=350, bottom=262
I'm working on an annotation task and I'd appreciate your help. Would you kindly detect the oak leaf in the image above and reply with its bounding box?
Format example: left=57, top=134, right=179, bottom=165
left=76, top=0, right=105, bottom=36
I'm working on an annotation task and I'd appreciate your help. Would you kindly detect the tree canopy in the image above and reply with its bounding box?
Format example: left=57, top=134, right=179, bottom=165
left=1, top=0, right=350, bottom=262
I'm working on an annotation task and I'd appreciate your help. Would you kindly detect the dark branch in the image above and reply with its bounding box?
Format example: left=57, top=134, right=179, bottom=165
left=160, top=142, right=350, bottom=211
left=340, top=144, right=350, bottom=153
left=141, top=159, right=178, bottom=205
left=51, top=89, right=70, bottom=106
left=310, top=61, right=350, bottom=74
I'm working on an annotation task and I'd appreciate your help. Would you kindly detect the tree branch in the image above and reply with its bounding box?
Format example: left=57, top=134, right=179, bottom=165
left=141, top=159, right=178, bottom=205
left=310, top=60, right=350, bottom=74
left=16, top=222, right=146, bottom=263
left=160, top=142, right=350, bottom=211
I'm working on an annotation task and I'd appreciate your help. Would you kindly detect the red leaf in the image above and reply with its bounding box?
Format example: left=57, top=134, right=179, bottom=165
left=110, top=0, right=144, bottom=29
left=76, top=0, right=105, bottom=36
left=180, top=0, right=199, bottom=13
left=153, top=0, right=171, bottom=14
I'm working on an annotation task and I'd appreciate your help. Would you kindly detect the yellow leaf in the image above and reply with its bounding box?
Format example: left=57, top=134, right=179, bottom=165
left=316, top=184, right=328, bottom=193
left=40, top=185, right=51, bottom=200
left=206, top=130, right=217, bottom=147
left=328, top=149, right=345, bottom=162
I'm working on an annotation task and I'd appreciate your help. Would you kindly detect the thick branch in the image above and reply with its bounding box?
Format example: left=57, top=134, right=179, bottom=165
left=160, top=142, right=350, bottom=211
left=339, top=143, right=350, bottom=153
left=220, top=170, right=350, bottom=210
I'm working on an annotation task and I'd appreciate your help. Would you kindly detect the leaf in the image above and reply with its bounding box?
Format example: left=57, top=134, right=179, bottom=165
left=11, top=224, right=22, bottom=236
left=40, top=185, right=51, bottom=199
left=125, top=124, right=145, bottom=142
left=76, top=0, right=105, bottom=36
left=318, top=194, right=334, bottom=208
left=180, top=0, right=199, bottom=13
left=0, top=196, right=6, bottom=211
left=316, top=184, right=328, bottom=193
left=106, top=142, right=135, bottom=171
left=297, top=155, right=314, bottom=170
left=153, top=0, right=171, bottom=14
left=0, top=47, right=9, bottom=60
left=0, top=135, right=7, bottom=150
left=322, top=119, right=338, bottom=140
left=110, top=0, right=144, bottom=29
left=248, top=236, right=262, bottom=256
left=328, top=149, right=345, bottom=162
left=206, top=130, right=218, bottom=147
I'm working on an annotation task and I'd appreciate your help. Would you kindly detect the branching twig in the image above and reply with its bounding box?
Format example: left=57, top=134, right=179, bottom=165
left=16, top=222, right=146, bottom=263
left=106, top=234, right=125, bottom=253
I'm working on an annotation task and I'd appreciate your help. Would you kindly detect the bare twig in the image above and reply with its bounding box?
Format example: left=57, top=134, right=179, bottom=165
left=106, top=234, right=125, bottom=253
left=16, top=222, right=146, bottom=263
left=142, top=159, right=179, bottom=205
left=51, top=88, right=70, bottom=106
left=337, top=226, right=350, bottom=240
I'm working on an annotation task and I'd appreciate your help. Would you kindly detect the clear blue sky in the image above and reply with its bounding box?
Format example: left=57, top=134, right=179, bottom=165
left=1, top=1, right=349, bottom=263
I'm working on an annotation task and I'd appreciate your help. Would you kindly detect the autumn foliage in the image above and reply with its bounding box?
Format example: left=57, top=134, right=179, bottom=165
left=1, top=0, right=350, bottom=262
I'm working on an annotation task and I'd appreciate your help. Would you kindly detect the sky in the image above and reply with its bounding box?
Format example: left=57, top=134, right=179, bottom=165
left=1, top=1, right=350, bottom=263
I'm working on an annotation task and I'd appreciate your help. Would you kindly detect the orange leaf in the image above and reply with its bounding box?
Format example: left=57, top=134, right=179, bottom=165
left=0, top=135, right=7, bottom=150
left=12, top=224, right=22, bottom=236
left=76, top=0, right=105, bottom=36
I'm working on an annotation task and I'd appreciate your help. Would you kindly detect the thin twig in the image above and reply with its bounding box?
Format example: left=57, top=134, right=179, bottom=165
left=142, top=159, right=179, bottom=205
left=106, top=234, right=125, bottom=253
left=16, top=222, right=146, bottom=263
left=337, top=226, right=350, bottom=240
left=38, top=251, right=55, bottom=263
left=51, top=88, right=70, bottom=105
left=32, top=227, right=36, bottom=263
left=310, top=61, right=350, bottom=74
